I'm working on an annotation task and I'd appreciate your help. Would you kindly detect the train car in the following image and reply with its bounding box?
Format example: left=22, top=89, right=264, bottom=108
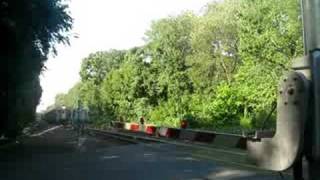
left=43, top=107, right=72, bottom=125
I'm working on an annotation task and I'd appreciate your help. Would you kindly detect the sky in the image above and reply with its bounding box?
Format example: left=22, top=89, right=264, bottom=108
left=37, top=0, right=214, bottom=112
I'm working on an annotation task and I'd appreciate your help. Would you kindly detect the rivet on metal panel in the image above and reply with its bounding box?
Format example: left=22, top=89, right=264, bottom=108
left=288, top=88, right=295, bottom=95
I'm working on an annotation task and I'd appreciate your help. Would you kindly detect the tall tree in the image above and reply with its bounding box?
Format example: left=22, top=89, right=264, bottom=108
left=188, top=0, right=240, bottom=89
left=2, top=0, right=72, bottom=137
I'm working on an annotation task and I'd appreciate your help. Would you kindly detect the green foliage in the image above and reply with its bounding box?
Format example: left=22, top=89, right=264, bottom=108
left=235, top=0, right=302, bottom=129
left=80, top=50, right=126, bottom=85
left=188, top=0, right=240, bottom=87
left=54, top=0, right=303, bottom=132
left=3, top=0, right=73, bottom=137
left=238, top=0, right=303, bottom=68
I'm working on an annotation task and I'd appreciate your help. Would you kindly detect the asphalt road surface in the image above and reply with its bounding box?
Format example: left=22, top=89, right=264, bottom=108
left=0, top=126, right=288, bottom=180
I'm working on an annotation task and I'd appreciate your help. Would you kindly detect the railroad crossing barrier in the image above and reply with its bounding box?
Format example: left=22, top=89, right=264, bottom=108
left=130, top=123, right=139, bottom=132
left=145, top=125, right=156, bottom=135
left=194, top=131, right=215, bottom=143
left=179, top=129, right=197, bottom=141
left=109, top=121, right=250, bottom=150
left=110, top=121, right=125, bottom=129
left=124, top=122, right=131, bottom=130
left=157, top=127, right=180, bottom=139
left=178, top=128, right=247, bottom=149
left=214, top=133, right=247, bottom=149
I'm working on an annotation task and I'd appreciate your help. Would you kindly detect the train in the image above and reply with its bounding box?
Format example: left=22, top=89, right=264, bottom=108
left=42, top=106, right=89, bottom=125
left=42, top=107, right=72, bottom=124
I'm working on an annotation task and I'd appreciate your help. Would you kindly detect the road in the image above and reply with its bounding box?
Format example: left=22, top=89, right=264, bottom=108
left=0, top=126, right=288, bottom=180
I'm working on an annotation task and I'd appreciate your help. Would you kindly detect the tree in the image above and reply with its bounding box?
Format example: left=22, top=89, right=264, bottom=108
left=80, top=50, right=126, bottom=85
left=234, top=0, right=303, bottom=128
left=187, top=0, right=240, bottom=89
left=52, top=0, right=303, bottom=132
left=79, top=49, right=127, bottom=123
left=2, top=0, right=73, bottom=137
left=54, top=93, right=66, bottom=107
left=145, top=13, right=195, bottom=122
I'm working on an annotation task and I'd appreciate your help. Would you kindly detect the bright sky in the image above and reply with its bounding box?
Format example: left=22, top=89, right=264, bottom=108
left=37, top=0, right=213, bottom=112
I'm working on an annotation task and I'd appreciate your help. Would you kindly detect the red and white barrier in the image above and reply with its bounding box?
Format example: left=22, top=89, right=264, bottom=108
left=130, top=123, right=140, bottom=132
left=110, top=121, right=248, bottom=149
left=157, top=127, right=180, bottom=138
left=124, top=122, right=132, bottom=130
left=145, top=124, right=157, bottom=135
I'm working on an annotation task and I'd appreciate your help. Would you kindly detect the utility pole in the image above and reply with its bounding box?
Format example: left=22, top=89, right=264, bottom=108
left=301, top=0, right=320, bottom=179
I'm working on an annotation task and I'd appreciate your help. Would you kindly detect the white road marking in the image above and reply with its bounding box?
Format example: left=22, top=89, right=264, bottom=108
left=183, top=169, right=193, bottom=173
left=101, top=155, right=119, bottom=160
left=30, top=125, right=63, bottom=137
left=177, top=157, right=199, bottom=161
